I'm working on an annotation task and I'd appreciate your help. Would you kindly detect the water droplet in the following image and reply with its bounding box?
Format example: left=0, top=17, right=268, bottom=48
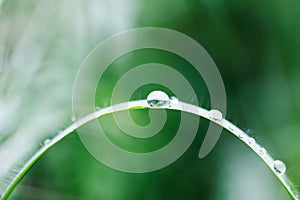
left=169, top=96, right=179, bottom=106
left=238, top=134, right=244, bottom=140
left=245, top=129, right=252, bottom=134
left=209, top=109, right=223, bottom=121
left=147, top=90, right=169, bottom=107
left=273, top=160, right=286, bottom=175
left=71, top=116, right=76, bottom=122
left=43, top=139, right=51, bottom=145
left=259, top=147, right=267, bottom=156
left=95, top=107, right=100, bottom=111
left=248, top=137, right=256, bottom=145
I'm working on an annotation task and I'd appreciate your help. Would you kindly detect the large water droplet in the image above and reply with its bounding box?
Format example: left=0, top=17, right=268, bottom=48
left=273, top=160, right=286, bottom=175
left=209, top=109, right=223, bottom=121
left=147, top=90, right=169, bottom=107
left=43, top=139, right=51, bottom=146
left=169, top=96, right=179, bottom=106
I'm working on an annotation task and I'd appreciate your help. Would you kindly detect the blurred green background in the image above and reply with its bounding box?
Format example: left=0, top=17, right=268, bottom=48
left=0, top=0, right=299, bottom=199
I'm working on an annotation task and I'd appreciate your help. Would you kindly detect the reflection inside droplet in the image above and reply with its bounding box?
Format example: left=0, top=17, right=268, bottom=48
left=273, top=160, right=286, bottom=175
left=209, top=109, right=223, bottom=121
left=147, top=90, right=169, bottom=107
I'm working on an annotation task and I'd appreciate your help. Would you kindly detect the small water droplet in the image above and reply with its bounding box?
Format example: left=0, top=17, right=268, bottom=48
left=209, top=109, right=223, bottom=121
left=238, top=134, right=244, bottom=140
left=245, top=129, right=252, bottom=134
left=169, top=96, right=179, bottom=106
left=95, top=107, right=100, bottom=111
left=147, top=90, right=169, bottom=107
left=248, top=137, right=256, bottom=145
left=71, top=116, right=76, bottom=122
left=259, top=147, right=267, bottom=156
left=43, top=139, right=51, bottom=145
left=273, top=160, right=286, bottom=175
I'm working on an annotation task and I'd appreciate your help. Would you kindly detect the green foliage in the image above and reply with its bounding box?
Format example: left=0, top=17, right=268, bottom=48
left=0, top=0, right=300, bottom=199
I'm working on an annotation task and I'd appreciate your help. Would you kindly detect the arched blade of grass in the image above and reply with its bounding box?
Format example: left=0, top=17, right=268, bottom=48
left=0, top=100, right=298, bottom=199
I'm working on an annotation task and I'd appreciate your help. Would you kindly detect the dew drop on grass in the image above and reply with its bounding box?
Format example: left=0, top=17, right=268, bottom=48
left=147, top=90, right=169, bottom=107
left=259, top=147, right=267, bottom=156
left=209, top=109, right=223, bottom=121
left=248, top=137, right=256, bottom=145
left=273, top=160, right=286, bottom=175
left=71, top=116, right=76, bottom=122
left=43, top=139, right=51, bottom=146
left=169, top=96, right=179, bottom=106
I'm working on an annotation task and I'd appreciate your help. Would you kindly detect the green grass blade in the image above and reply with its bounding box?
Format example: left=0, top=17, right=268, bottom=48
left=1, top=100, right=298, bottom=199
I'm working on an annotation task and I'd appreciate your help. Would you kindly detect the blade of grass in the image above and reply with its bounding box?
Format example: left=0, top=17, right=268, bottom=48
left=0, top=99, right=298, bottom=199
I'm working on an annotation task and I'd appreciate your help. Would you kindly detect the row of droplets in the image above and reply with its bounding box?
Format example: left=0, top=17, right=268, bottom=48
left=146, top=90, right=287, bottom=175
left=44, top=90, right=287, bottom=176
left=208, top=108, right=286, bottom=175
